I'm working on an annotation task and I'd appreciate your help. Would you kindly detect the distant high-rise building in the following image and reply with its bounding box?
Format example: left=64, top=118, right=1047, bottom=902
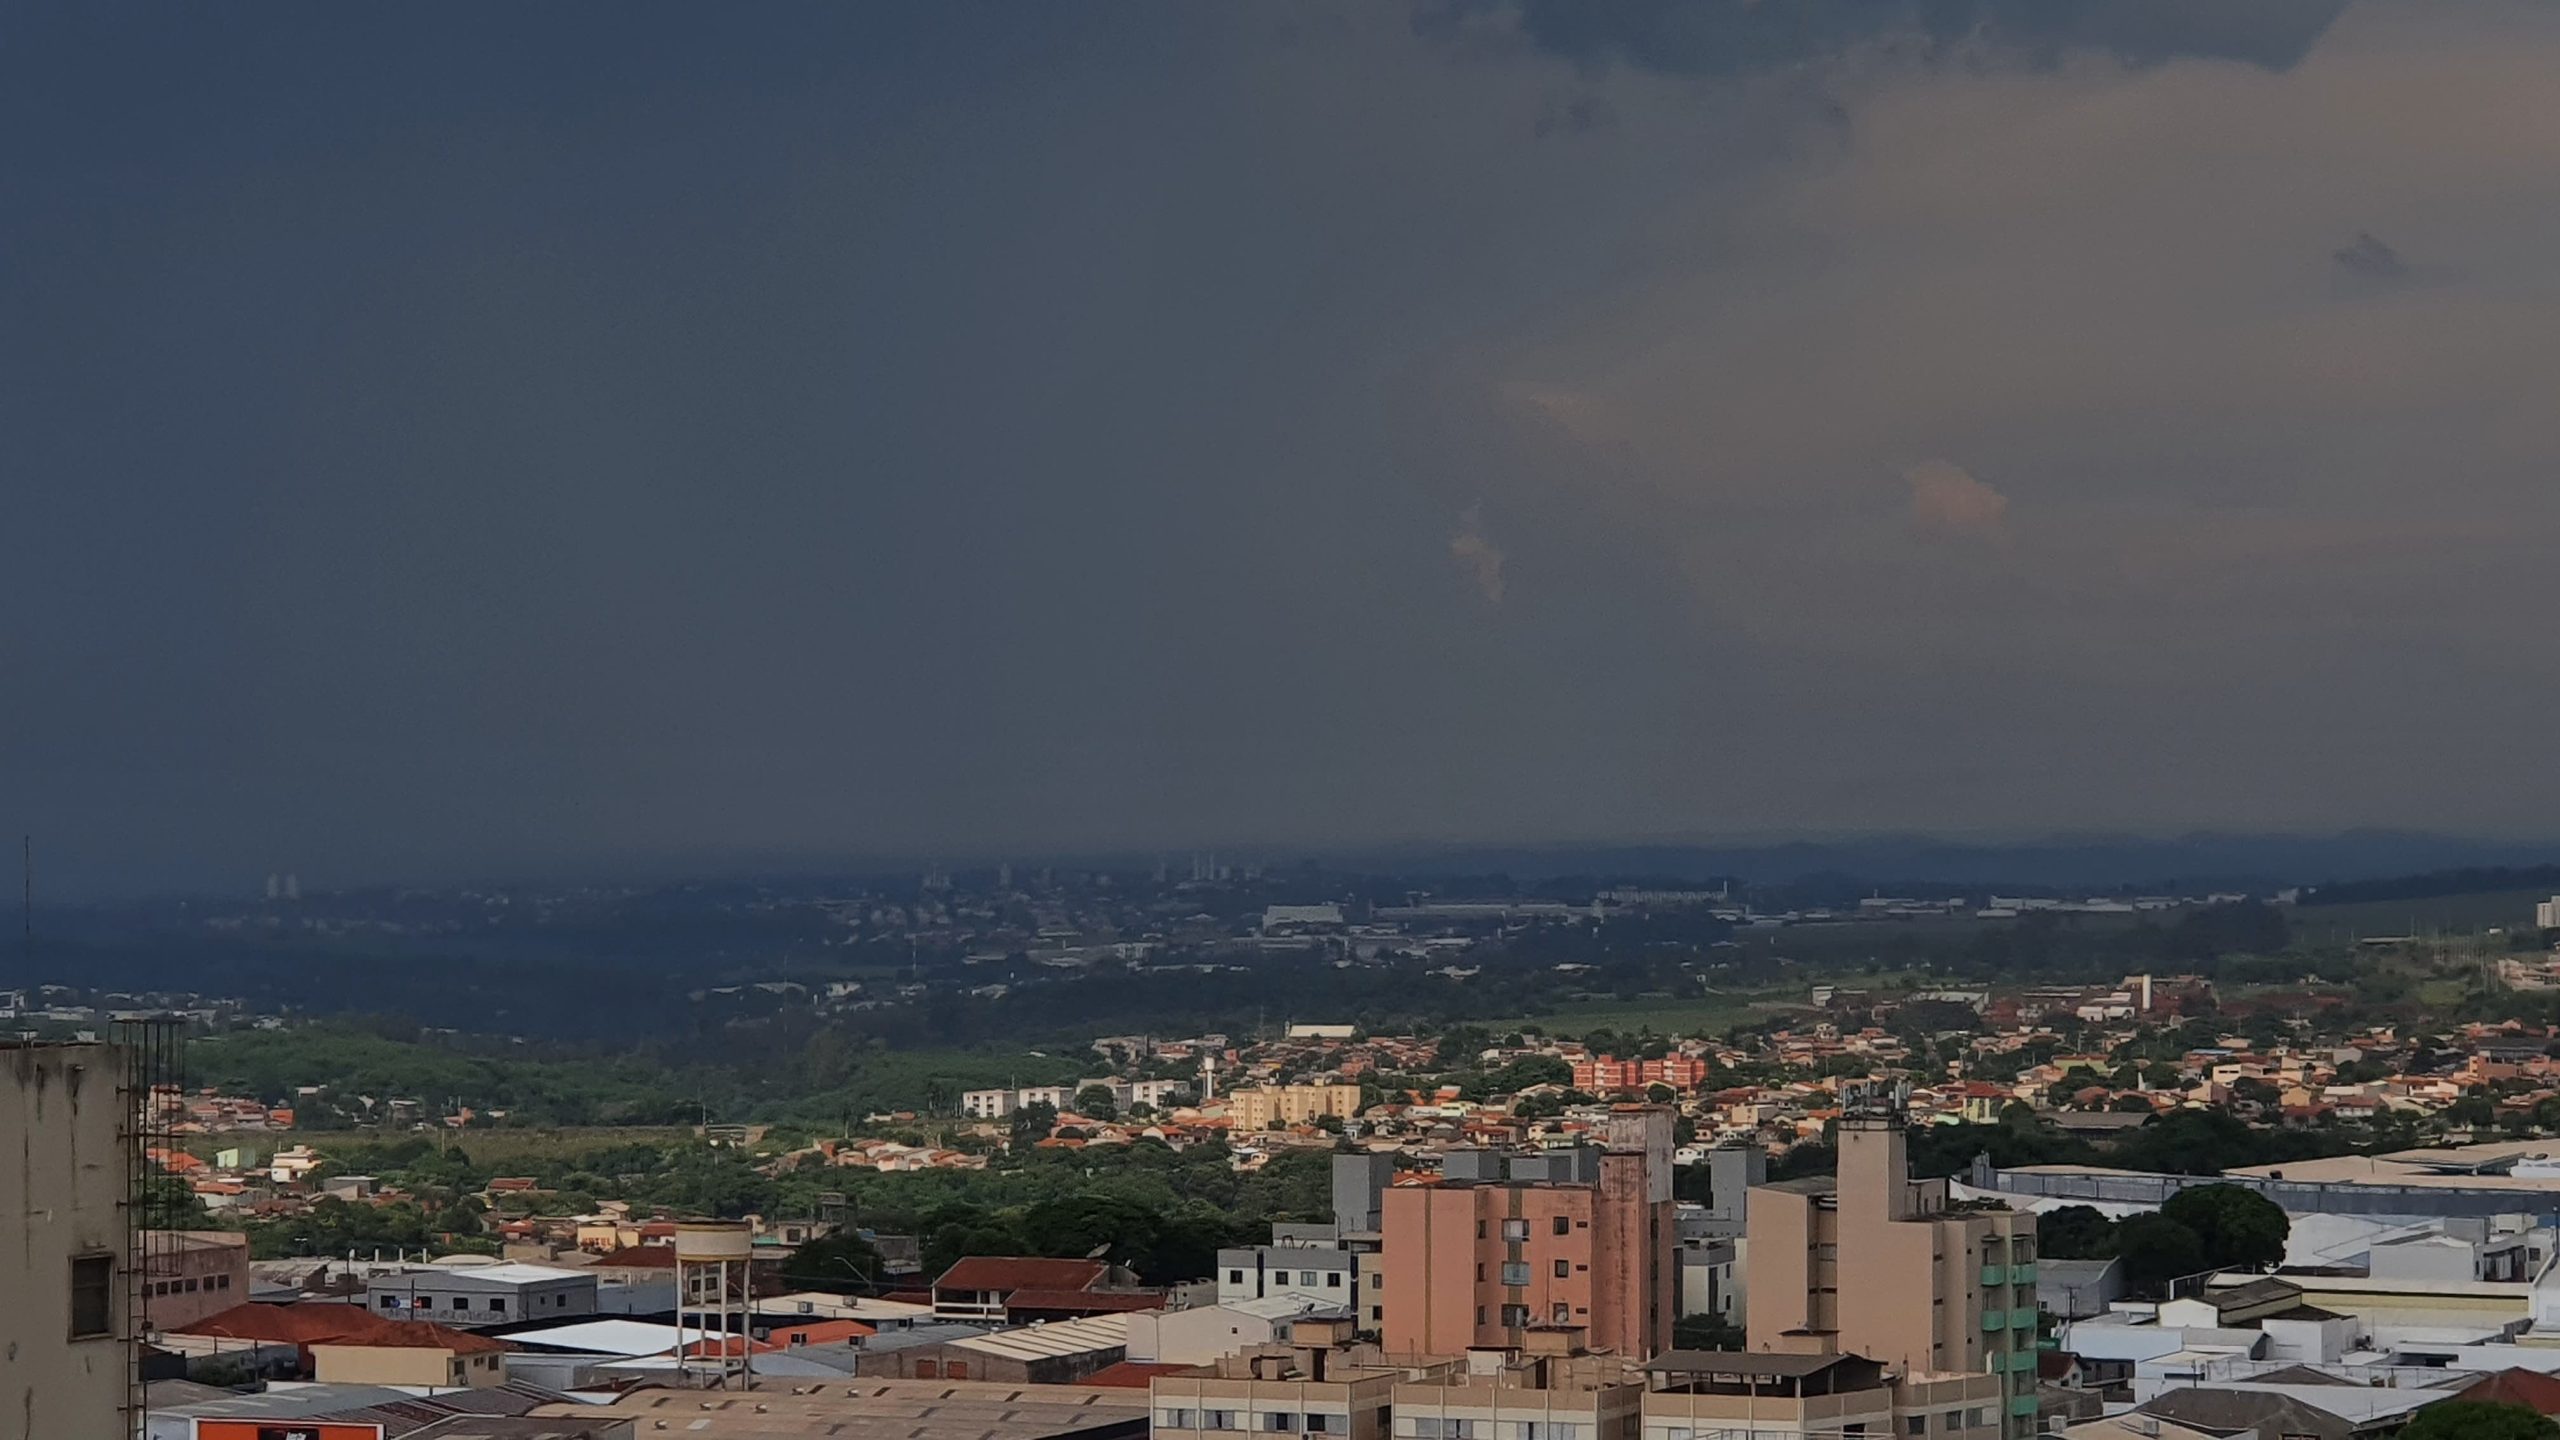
left=264, top=872, right=280, bottom=901
left=1746, top=1112, right=2037, bottom=1437
left=281, top=872, right=300, bottom=902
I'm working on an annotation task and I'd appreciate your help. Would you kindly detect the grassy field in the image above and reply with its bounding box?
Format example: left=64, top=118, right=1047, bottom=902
left=1499, top=976, right=1850, bottom=1039
left=2286, top=888, right=2552, bottom=949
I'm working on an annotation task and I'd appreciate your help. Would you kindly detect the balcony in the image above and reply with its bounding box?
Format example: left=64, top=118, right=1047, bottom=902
left=1980, top=1265, right=2006, bottom=1287
left=1979, top=1310, right=2004, bottom=1332
left=2008, top=1396, right=2039, bottom=1418
left=2009, top=1308, right=2037, bottom=1329
left=2009, top=1263, right=2036, bottom=1285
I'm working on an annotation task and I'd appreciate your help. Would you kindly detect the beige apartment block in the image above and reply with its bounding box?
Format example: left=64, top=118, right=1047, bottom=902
left=1228, top=1084, right=1366, bottom=1130
left=2, top=1041, right=130, bottom=1440
left=1745, top=1115, right=2039, bottom=1438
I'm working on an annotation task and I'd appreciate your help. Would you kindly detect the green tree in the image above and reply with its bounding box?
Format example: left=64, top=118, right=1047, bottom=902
left=1010, top=1101, right=1057, bottom=1147
left=1672, top=1313, right=1744, bottom=1350
left=781, top=1229, right=888, bottom=1292
left=1073, top=1085, right=1120, bottom=1121
left=2159, top=1185, right=2287, bottom=1273
left=2114, top=1213, right=2206, bottom=1294
left=2036, top=1205, right=2119, bottom=1260
left=2399, top=1403, right=2560, bottom=1440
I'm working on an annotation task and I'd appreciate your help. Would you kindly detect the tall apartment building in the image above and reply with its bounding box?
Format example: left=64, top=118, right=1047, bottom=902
left=1381, top=1108, right=1676, bottom=1360
left=3, top=1040, right=131, bottom=1440
left=1745, top=1114, right=2039, bottom=1437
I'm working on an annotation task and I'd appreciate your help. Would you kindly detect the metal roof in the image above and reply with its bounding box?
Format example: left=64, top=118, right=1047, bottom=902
left=951, top=1313, right=1130, bottom=1361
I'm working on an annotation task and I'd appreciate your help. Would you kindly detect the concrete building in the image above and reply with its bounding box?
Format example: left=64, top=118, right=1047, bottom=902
left=365, top=1261, right=599, bottom=1327
left=1129, top=1297, right=1343, bottom=1366
left=140, top=1230, right=252, bottom=1331
left=1227, top=1084, right=1365, bottom=1131
left=1393, top=1344, right=1645, bottom=1440
left=1150, top=1320, right=1411, bottom=1440
left=2538, top=896, right=2560, bottom=931
left=1220, top=1244, right=1363, bottom=1310
left=1381, top=1108, right=1676, bottom=1360
left=1641, top=1351, right=2004, bottom=1440
left=3, top=1039, right=130, bottom=1440
left=1746, top=1114, right=2037, bottom=1437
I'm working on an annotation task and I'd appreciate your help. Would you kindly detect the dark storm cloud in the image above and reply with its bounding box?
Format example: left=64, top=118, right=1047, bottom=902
left=2332, top=230, right=2414, bottom=283
left=1437, top=0, right=2350, bottom=76
left=6, top=1, right=2560, bottom=895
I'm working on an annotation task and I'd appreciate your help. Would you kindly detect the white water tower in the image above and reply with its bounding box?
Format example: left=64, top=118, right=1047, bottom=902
left=674, top=1220, right=754, bottom=1389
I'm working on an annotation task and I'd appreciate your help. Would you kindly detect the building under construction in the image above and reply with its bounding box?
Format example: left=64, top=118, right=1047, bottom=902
left=2, top=1024, right=180, bottom=1440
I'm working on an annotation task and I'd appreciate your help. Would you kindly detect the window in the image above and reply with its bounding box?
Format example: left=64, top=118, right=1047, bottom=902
left=1553, top=1215, right=1571, bottom=1235
left=1969, top=1410, right=1993, bottom=1428
left=381, top=1296, right=399, bottom=1309
left=1943, top=1413, right=1964, bottom=1432
left=1476, top=1264, right=1487, bottom=1282
left=216, top=1275, right=230, bottom=1289
left=1404, top=1419, right=1441, bottom=1440
left=1230, top=1269, right=1247, bottom=1285
left=1265, top=1413, right=1300, bottom=1432
left=489, top=1298, right=507, bottom=1311
left=1477, top=1222, right=1487, bottom=1239
left=1551, top=1425, right=1581, bottom=1440
left=1500, top=1262, right=1531, bottom=1286
left=1204, top=1411, right=1241, bottom=1431
left=1553, top=1260, right=1570, bottom=1279
left=1308, top=1415, right=1344, bottom=1434
left=1159, top=1409, right=1198, bottom=1430
left=1905, top=1418, right=1927, bottom=1436
left=451, top=1297, right=467, bottom=1310
left=1510, top=1423, right=1543, bottom=1440
left=1500, top=1304, right=1530, bottom=1327
left=1327, top=1273, right=1343, bottom=1288
left=1501, top=1219, right=1530, bottom=1241
left=1551, top=1303, right=1569, bottom=1322
left=70, top=1255, right=113, bottom=1339
left=1476, top=1307, right=1487, bottom=1325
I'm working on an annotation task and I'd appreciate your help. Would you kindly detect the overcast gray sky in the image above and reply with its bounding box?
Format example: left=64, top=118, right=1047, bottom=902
left=8, top=1, right=2559, bottom=893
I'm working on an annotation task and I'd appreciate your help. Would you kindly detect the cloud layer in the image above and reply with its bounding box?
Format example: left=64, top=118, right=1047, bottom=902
left=5, top=2, right=2560, bottom=891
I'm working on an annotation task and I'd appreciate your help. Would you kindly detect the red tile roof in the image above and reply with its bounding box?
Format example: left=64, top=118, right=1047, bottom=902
left=933, top=1256, right=1109, bottom=1294
left=769, top=1319, right=877, bottom=1345
left=2458, top=1368, right=2560, bottom=1415
left=178, top=1302, right=505, bottom=1354
left=1004, top=1288, right=1166, bottom=1314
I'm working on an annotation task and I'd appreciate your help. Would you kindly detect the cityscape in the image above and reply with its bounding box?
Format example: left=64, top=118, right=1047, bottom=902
left=13, top=3, right=2560, bottom=1440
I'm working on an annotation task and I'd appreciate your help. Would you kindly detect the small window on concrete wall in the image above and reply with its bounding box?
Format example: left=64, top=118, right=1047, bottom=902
left=70, top=1254, right=114, bottom=1338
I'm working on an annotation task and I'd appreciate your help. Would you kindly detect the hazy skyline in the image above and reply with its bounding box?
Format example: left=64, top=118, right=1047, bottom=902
left=10, top=2, right=2560, bottom=894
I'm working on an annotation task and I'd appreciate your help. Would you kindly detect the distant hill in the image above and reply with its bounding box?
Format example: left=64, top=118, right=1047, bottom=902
left=2298, top=864, right=2560, bottom=908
